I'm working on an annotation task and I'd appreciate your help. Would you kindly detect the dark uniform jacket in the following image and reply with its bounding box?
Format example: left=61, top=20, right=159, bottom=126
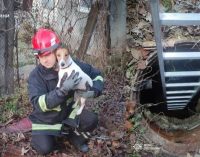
left=28, top=59, right=104, bottom=135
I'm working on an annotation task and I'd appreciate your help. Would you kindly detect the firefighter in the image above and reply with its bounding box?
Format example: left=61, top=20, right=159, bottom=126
left=28, top=28, right=104, bottom=155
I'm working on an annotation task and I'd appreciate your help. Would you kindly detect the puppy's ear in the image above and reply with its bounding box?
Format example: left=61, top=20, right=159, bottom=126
left=59, top=43, right=72, bottom=55
left=54, top=63, right=59, bottom=71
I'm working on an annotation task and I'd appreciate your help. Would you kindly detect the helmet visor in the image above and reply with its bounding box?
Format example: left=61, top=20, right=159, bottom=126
left=33, top=43, right=60, bottom=57
left=38, top=51, right=52, bottom=57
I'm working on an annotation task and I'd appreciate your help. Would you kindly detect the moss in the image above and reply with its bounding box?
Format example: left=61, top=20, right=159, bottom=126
left=0, top=83, right=31, bottom=123
left=161, top=0, right=173, bottom=12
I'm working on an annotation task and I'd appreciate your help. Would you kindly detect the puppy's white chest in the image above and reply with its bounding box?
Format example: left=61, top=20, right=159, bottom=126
left=57, top=66, right=74, bottom=87
left=57, top=61, right=93, bottom=90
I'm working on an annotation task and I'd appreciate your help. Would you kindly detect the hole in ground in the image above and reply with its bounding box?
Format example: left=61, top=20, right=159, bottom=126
left=134, top=42, right=200, bottom=156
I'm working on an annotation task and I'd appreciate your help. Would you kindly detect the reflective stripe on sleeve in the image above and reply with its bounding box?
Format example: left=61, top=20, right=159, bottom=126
left=69, top=100, right=80, bottom=119
left=32, top=123, right=62, bottom=131
left=38, top=95, right=61, bottom=112
left=93, top=76, right=103, bottom=82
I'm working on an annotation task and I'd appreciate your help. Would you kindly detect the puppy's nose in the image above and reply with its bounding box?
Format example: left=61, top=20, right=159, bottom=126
left=61, top=62, right=65, bottom=67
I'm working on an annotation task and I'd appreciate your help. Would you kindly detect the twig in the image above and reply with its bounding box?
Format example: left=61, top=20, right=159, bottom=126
left=0, top=118, right=14, bottom=127
left=91, top=135, right=111, bottom=140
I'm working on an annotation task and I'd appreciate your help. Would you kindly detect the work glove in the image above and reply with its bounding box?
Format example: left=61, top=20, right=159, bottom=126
left=60, top=70, right=82, bottom=95
left=76, top=82, right=99, bottom=98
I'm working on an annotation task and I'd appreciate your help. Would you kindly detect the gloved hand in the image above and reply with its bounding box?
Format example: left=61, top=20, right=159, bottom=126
left=60, top=70, right=82, bottom=95
left=76, top=82, right=98, bottom=98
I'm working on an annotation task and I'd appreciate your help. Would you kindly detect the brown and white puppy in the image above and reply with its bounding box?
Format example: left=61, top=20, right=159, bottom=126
left=56, top=48, right=93, bottom=115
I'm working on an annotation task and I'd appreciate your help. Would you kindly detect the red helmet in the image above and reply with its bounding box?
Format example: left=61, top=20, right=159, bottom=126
left=32, top=28, right=60, bottom=57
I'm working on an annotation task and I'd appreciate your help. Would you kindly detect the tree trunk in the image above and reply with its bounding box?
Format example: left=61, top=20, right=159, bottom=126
left=22, top=0, right=33, bottom=11
left=76, top=0, right=110, bottom=70
left=77, top=1, right=99, bottom=60
left=92, top=0, right=110, bottom=69
left=0, top=0, right=15, bottom=96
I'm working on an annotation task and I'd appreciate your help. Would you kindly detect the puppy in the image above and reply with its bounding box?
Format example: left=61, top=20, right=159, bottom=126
left=56, top=48, right=93, bottom=115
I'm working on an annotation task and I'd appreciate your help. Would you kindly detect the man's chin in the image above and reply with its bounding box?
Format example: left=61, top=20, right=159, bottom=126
left=45, top=65, right=54, bottom=69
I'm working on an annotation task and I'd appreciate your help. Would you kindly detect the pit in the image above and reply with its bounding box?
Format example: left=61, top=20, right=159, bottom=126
left=134, top=42, right=200, bottom=156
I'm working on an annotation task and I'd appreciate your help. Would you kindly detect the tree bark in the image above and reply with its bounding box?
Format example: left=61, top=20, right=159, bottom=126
left=77, top=1, right=99, bottom=60
left=92, top=0, right=110, bottom=68
left=77, top=0, right=110, bottom=69
left=22, top=0, right=33, bottom=11
left=0, top=0, right=15, bottom=96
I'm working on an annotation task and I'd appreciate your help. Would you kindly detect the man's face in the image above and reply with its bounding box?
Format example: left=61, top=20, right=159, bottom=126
left=38, top=52, right=56, bottom=69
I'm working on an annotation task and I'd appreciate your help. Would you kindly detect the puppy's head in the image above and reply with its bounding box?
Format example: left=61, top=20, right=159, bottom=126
left=56, top=48, right=71, bottom=69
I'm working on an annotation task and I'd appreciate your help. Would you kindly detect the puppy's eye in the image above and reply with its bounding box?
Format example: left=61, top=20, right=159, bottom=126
left=57, top=54, right=60, bottom=57
left=65, top=54, right=68, bottom=57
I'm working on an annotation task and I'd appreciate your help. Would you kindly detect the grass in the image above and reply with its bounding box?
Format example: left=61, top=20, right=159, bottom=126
left=130, top=112, right=143, bottom=131
left=129, top=153, right=141, bottom=157
left=0, top=83, right=31, bottom=123
left=161, top=0, right=173, bottom=12
left=0, top=98, right=21, bottom=123
left=0, top=102, right=22, bottom=123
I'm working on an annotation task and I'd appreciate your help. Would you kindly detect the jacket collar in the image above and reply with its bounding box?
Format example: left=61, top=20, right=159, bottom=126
left=38, top=64, right=58, bottom=80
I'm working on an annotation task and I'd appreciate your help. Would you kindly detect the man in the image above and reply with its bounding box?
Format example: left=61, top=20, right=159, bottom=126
left=28, top=28, right=104, bottom=155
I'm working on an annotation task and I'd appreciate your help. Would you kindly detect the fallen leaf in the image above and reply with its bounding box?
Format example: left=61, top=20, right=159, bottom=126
left=140, top=48, right=150, bottom=59
left=138, top=6, right=147, bottom=16
left=106, top=141, right=112, bottom=146
left=2, top=144, right=22, bottom=157
left=96, top=139, right=104, bottom=146
left=142, top=41, right=156, bottom=48
left=130, top=48, right=142, bottom=60
left=21, top=146, right=29, bottom=156
left=88, top=140, right=94, bottom=149
left=112, top=140, right=120, bottom=148
left=125, top=112, right=130, bottom=119
left=3, top=118, right=14, bottom=127
left=16, top=133, right=25, bottom=142
left=110, top=131, right=124, bottom=140
left=129, top=134, right=136, bottom=146
left=61, top=153, right=75, bottom=157
left=2, top=132, right=8, bottom=142
left=124, top=120, right=133, bottom=130
left=137, top=60, right=146, bottom=70
left=125, top=100, right=136, bottom=116
left=61, top=153, right=69, bottom=157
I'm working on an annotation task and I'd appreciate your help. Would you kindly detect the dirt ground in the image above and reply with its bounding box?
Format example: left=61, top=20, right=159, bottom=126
left=2, top=0, right=199, bottom=156
left=0, top=70, right=149, bottom=157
